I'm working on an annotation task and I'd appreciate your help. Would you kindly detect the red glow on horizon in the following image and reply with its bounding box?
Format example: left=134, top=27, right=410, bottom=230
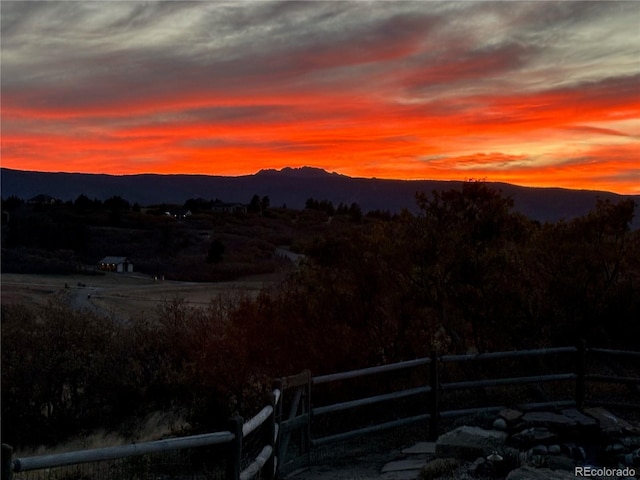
left=3, top=82, right=638, bottom=194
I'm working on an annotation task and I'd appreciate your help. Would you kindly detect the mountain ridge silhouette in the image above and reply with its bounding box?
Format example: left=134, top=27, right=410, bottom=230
left=2, top=167, right=637, bottom=224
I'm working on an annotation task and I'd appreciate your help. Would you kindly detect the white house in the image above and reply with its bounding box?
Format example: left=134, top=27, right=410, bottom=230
left=98, top=256, right=133, bottom=273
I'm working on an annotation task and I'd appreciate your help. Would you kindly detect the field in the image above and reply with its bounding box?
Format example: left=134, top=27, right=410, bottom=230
left=1, top=271, right=275, bottom=321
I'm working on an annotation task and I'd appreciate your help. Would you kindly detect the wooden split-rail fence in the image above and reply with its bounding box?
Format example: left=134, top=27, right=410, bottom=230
left=3, top=342, right=639, bottom=479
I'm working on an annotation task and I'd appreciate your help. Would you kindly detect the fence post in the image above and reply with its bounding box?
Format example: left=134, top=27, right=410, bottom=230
left=428, top=351, right=440, bottom=441
left=1, top=444, right=13, bottom=480
left=576, top=339, right=587, bottom=410
left=274, top=379, right=284, bottom=425
left=227, top=415, right=243, bottom=480
left=302, top=370, right=312, bottom=457
left=273, top=379, right=284, bottom=480
left=264, top=390, right=277, bottom=480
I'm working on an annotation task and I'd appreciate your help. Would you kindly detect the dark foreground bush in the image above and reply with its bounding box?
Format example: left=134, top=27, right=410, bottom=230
left=0, top=295, right=270, bottom=447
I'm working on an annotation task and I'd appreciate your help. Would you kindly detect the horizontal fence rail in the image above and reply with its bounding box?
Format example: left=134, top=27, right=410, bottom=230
left=6, top=389, right=282, bottom=480
left=313, top=358, right=430, bottom=385
left=12, top=432, right=235, bottom=473
left=441, top=373, right=577, bottom=391
left=440, top=346, right=578, bottom=363
left=311, top=413, right=431, bottom=447
left=243, top=405, right=275, bottom=437
left=306, top=346, right=583, bottom=447
left=438, top=400, right=577, bottom=419
left=4, top=344, right=639, bottom=480
left=288, top=342, right=640, bottom=464
left=583, top=347, right=640, bottom=411
left=240, top=446, right=274, bottom=480
left=588, top=348, right=640, bottom=358
left=308, top=356, right=435, bottom=448
left=312, top=386, right=431, bottom=416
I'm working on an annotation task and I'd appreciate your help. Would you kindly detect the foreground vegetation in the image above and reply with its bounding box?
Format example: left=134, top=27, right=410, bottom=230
left=2, top=183, right=639, bottom=447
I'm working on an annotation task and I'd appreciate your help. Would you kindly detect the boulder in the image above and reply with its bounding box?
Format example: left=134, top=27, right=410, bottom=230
left=402, top=442, right=436, bottom=455
left=560, top=443, right=587, bottom=462
left=628, top=447, right=640, bottom=466
left=605, top=443, right=625, bottom=454
left=622, top=436, right=640, bottom=449
left=560, top=408, right=598, bottom=428
left=381, top=458, right=430, bottom=473
left=530, top=445, right=548, bottom=455
left=493, top=418, right=508, bottom=430
left=436, top=426, right=508, bottom=460
left=500, top=408, right=524, bottom=423
left=511, top=427, right=558, bottom=447
left=584, top=407, right=638, bottom=436
left=521, top=412, right=577, bottom=429
left=544, top=455, right=576, bottom=471
left=506, top=466, right=575, bottom=479
left=548, top=444, right=562, bottom=455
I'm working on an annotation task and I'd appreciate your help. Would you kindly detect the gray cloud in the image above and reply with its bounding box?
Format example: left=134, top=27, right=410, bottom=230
left=3, top=1, right=637, bottom=114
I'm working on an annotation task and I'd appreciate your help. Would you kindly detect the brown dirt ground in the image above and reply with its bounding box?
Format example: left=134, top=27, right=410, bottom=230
left=1, top=271, right=274, bottom=320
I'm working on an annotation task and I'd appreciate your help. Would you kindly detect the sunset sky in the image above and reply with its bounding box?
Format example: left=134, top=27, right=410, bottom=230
left=1, top=1, right=639, bottom=194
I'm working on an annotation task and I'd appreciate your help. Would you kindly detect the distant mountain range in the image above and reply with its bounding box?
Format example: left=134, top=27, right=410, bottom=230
left=2, top=167, right=638, bottom=224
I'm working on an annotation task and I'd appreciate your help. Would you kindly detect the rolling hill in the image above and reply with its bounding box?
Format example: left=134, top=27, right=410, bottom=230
left=2, top=167, right=638, bottom=224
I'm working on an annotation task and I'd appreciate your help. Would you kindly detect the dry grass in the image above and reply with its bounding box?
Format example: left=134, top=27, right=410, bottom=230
left=1, top=271, right=273, bottom=320
left=13, top=409, right=189, bottom=458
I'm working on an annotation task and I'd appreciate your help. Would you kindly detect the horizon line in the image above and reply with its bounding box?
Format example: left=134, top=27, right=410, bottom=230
left=2, top=166, right=636, bottom=197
